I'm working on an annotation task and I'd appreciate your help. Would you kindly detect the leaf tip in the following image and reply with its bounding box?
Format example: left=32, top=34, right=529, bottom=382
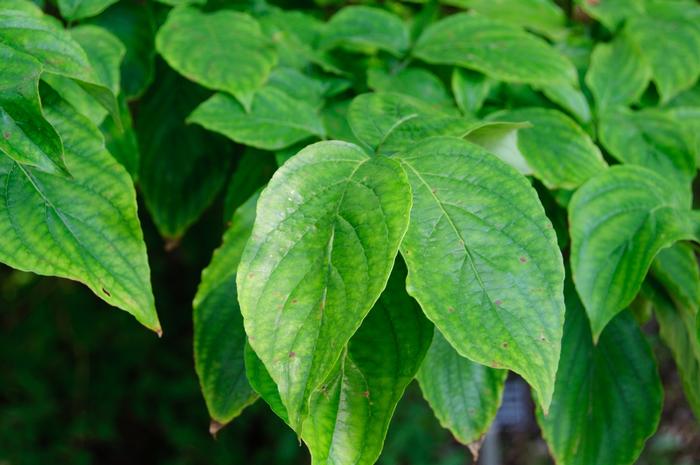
left=209, top=419, right=226, bottom=437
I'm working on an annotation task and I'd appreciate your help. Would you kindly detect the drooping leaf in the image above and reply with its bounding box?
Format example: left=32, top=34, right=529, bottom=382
left=451, top=68, right=492, bottom=115
left=57, top=0, right=118, bottom=20
left=538, top=83, right=592, bottom=123
left=569, top=165, right=698, bottom=340
left=488, top=107, right=607, bottom=190
left=302, top=258, right=433, bottom=465
left=100, top=94, right=139, bottom=179
left=70, top=25, right=125, bottom=98
left=394, top=136, right=566, bottom=410
left=453, top=0, right=566, bottom=39
left=0, top=87, right=159, bottom=333
left=413, top=13, right=577, bottom=86
left=0, top=7, right=120, bottom=127
left=624, top=15, right=700, bottom=103
left=88, top=0, right=157, bottom=100
left=194, top=193, right=260, bottom=428
left=651, top=242, right=700, bottom=314
left=538, top=287, right=663, bottom=465
left=0, top=44, right=66, bottom=175
left=320, top=6, right=409, bottom=57
left=237, top=141, right=412, bottom=432
left=645, top=279, right=700, bottom=421
left=155, top=6, right=277, bottom=111
left=136, top=65, right=232, bottom=239
left=585, top=36, right=651, bottom=112
left=367, top=66, right=452, bottom=107
left=416, top=329, right=506, bottom=447
left=597, top=107, right=696, bottom=187
left=188, top=87, right=325, bottom=151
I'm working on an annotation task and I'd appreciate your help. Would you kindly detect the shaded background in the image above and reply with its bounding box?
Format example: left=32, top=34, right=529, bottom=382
left=1, top=196, right=699, bottom=465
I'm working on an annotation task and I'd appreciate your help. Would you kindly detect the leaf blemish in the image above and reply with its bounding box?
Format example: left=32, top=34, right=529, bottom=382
left=494, top=299, right=502, bottom=306
left=362, top=390, right=370, bottom=398
left=519, top=256, right=527, bottom=263
left=289, top=351, right=296, bottom=358
left=448, top=306, right=455, bottom=313
left=101, top=287, right=111, bottom=297
left=502, top=341, right=508, bottom=348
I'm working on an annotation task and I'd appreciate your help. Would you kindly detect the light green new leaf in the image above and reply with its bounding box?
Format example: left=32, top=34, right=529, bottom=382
left=645, top=281, right=700, bottom=421
left=238, top=141, right=412, bottom=432
left=303, top=259, right=433, bottom=465
left=0, top=44, right=66, bottom=176
left=156, top=6, right=277, bottom=111
left=367, top=67, right=453, bottom=107
left=455, top=0, right=566, bottom=39
left=0, top=8, right=120, bottom=127
left=538, top=288, right=662, bottom=465
left=451, top=68, right=492, bottom=115
left=58, top=0, right=118, bottom=20
left=413, top=13, right=577, bottom=86
left=320, top=6, right=409, bottom=57
left=136, top=67, right=232, bottom=239
left=194, top=193, right=260, bottom=428
left=395, top=136, right=565, bottom=410
left=569, top=165, right=698, bottom=340
left=0, top=88, right=159, bottom=333
left=489, top=108, right=607, bottom=190
left=188, top=87, right=325, bottom=152
left=416, top=330, right=506, bottom=448
left=624, top=15, right=700, bottom=103
left=585, top=36, right=650, bottom=112
left=71, top=25, right=125, bottom=97
left=598, top=107, right=696, bottom=187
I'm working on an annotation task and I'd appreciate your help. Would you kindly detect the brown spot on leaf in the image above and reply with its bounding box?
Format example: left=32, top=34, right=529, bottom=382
left=3, top=131, right=10, bottom=140
left=209, top=419, right=225, bottom=438
left=448, top=306, right=455, bottom=313
left=519, top=256, right=527, bottom=263
left=494, top=299, right=502, bottom=306
left=362, top=390, right=370, bottom=398
left=288, top=351, right=296, bottom=358
left=502, top=341, right=508, bottom=349
left=291, top=299, right=298, bottom=304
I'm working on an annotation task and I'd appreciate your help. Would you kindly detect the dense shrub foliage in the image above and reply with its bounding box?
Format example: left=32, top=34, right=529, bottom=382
left=1, top=0, right=700, bottom=463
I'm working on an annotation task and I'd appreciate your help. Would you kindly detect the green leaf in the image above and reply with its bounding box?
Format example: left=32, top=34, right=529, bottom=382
left=88, top=0, right=157, bottom=100
left=598, top=107, right=696, bottom=187
left=413, top=13, right=576, bottom=86
left=237, top=141, right=412, bottom=432
left=624, top=15, right=700, bottom=103
left=569, top=165, right=698, bottom=340
left=136, top=66, right=232, bottom=239
left=156, top=6, right=277, bottom=111
left=538, top=83, right=592, bottom=124
left=194, top=192, right=260, bottom=427
left=245, top=342, right=290, bottom=424
left=100, top=94, right=139, bottom=179
left=71, top=25, right=125, bottom=98
left=347, top=92, right=527, bottom=164
left=320, top=6, right=409, bottom=57
left=416, top=329, right=506, bottom=448
left=585, top=36, right=651, bottom=112
left=267, top=67, right=327, bottom=109
left=394, top=136, right=565, bottom=410
left=302, top=258, right=433, bottom=465
left=0, top=87, right=159, bottom=333
left=646, top=282, right=700, bottom=421
left=488, top=108, right=607, bottom=190
left=0, top=44, right=66, bottom=176
left=576, top=0, right=643, bottom=30
left=537, top=287, right=663, bottom=465
left=451, top=68, right=492, bottom=115
left=188, top=87, right=325, bottom=151
left=222, top=149, right=277, bottom=221
left=651, top=243, right=700, bottom=314
left=58, top=0, right=118, bottom=20
left=367, top=66, right=452, bottom=107
left=0, top=7, right=120, bottom=128
left=321, top=99, right=359, bottom=145
left=454, top=0, right=566, bottom=39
